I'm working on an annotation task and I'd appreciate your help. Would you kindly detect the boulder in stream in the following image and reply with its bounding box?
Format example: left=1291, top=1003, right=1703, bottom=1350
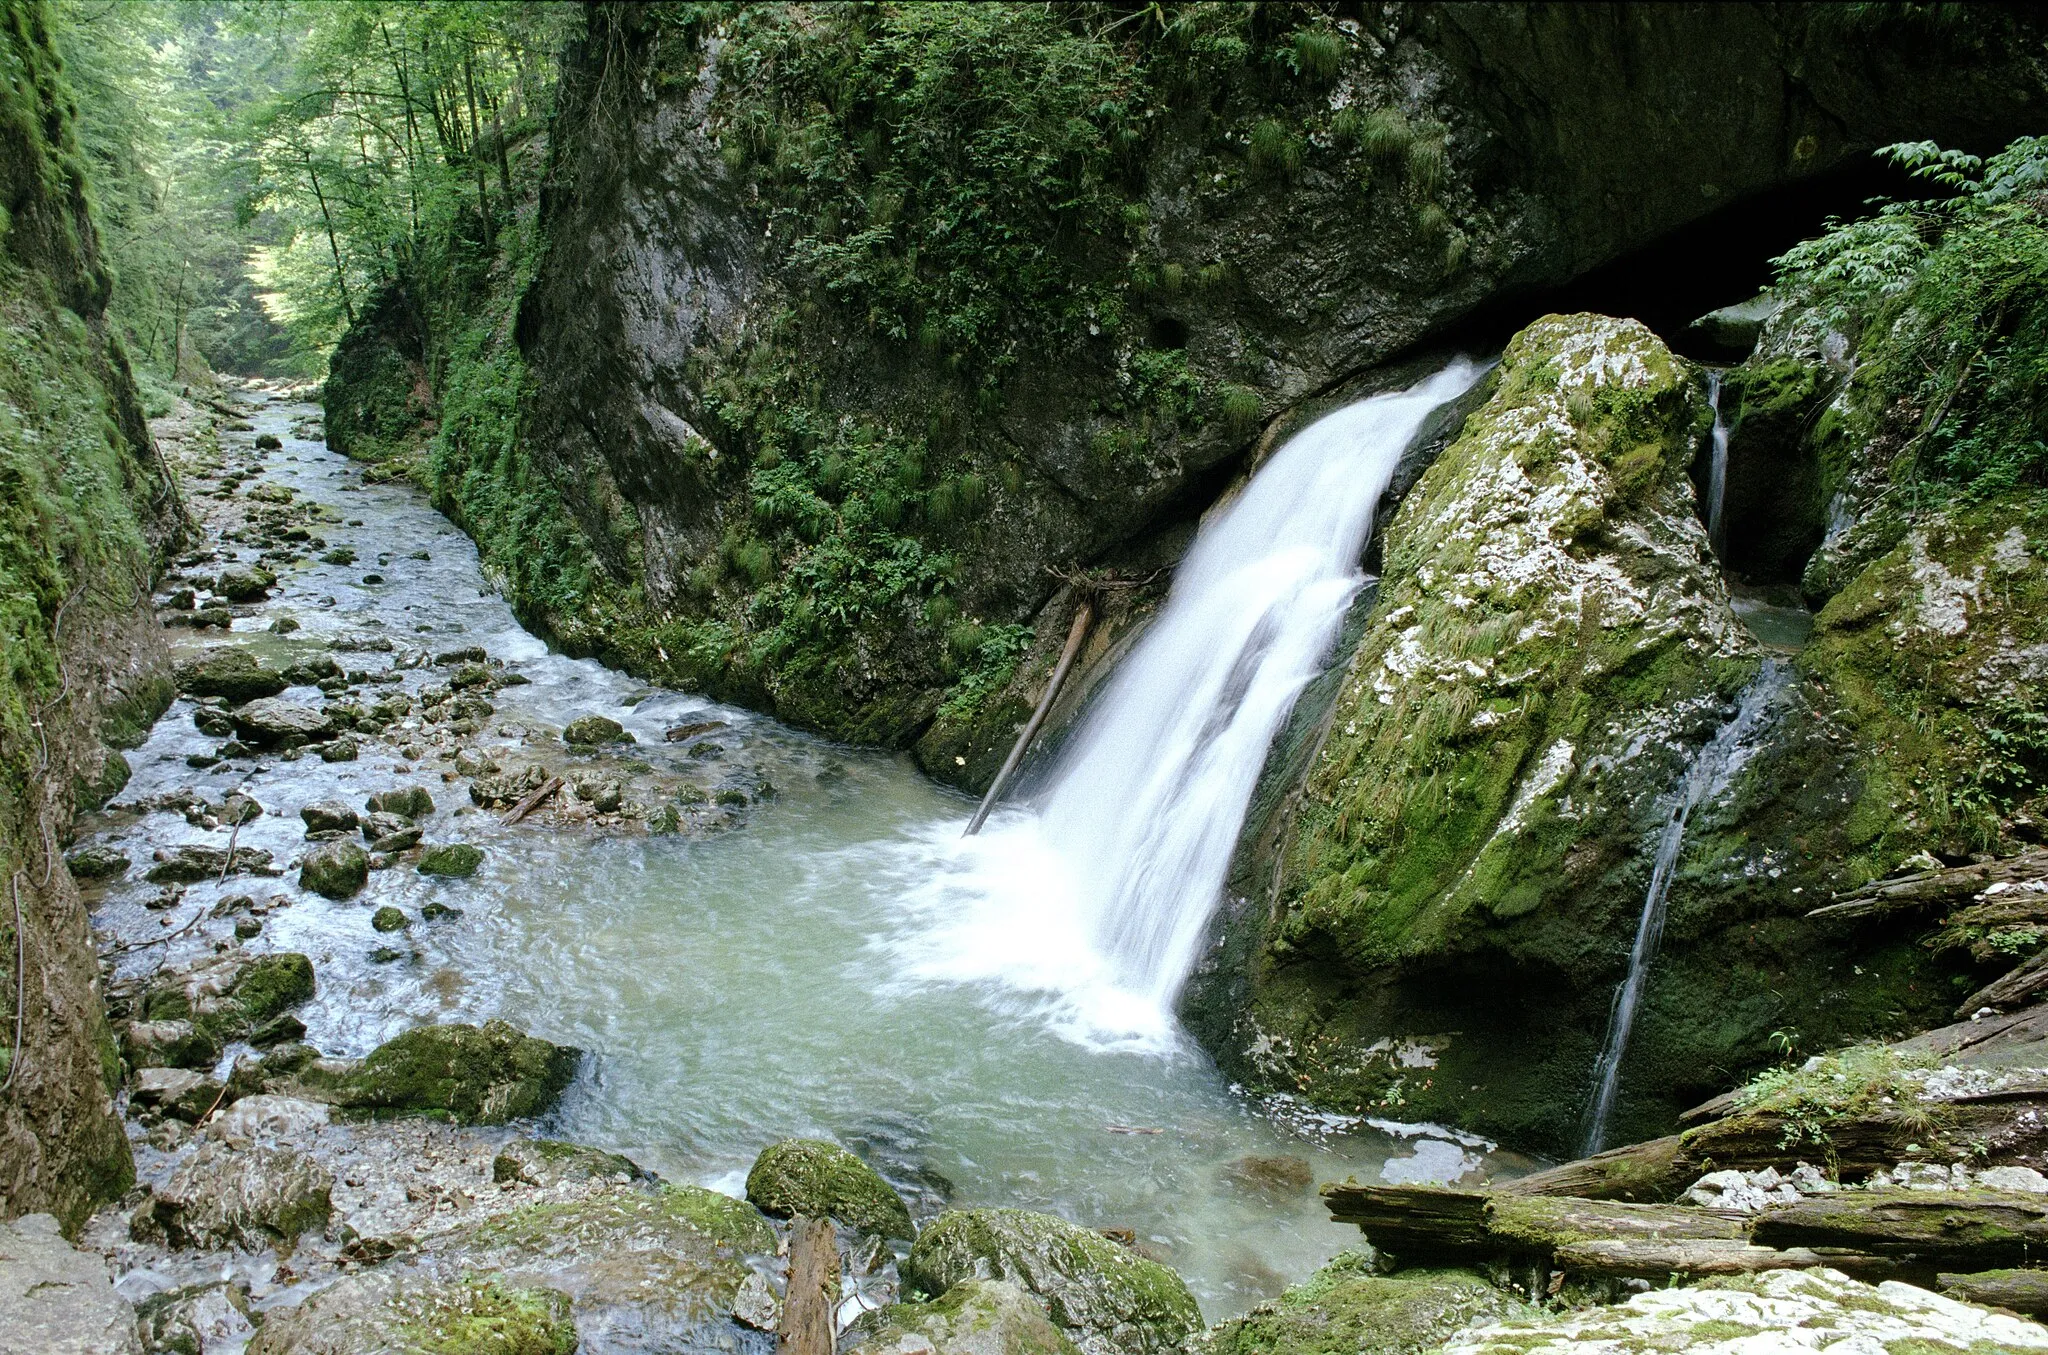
left=904, top=1209, right=1201, bottom=1355
left=416, top=842, right=484, bottom=878
left=230, top=697, right=335, bottom=745
left=63, top=844, right=129, bottom=880
left=136, top=1140, right=332, bottom=1250
left=746, top=1138, right=914, bottom=1240
left=562, top=714, right=631, bottom=746
left=299, top=838, right=369, bottom=899
left=365, top=785, right=434, bottom=819
left=214, top=566, right=275, bottom=602
left=299, top=799, right=358, bottom=834
left=847, top=1279, right=1080, bottom=1355
left=175, top=647, right=288, bottom=703
left=253, top=1020, right=580, bottom=1124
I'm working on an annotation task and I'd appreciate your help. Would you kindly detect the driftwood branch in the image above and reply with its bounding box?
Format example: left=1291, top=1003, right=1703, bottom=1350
left=964, top=600, right=1093, bottom=837
left=500, top=776, right=562, bottom=826
left=778, top=1216, right=838, bottom=1355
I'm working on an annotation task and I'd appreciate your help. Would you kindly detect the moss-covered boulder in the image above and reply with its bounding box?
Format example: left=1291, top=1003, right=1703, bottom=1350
left=562, top=714, right=630, bottom=746
left=746, top=1138, right=914, bottom=1240
left=247, top=1272, right=576, bottom=1355
left=175, top=647, right=288, bottom=704
left=365, top=785, right=435, bottom=819
left=278, top=1020, right=580, bottom=1124
left=1198, top=1256, right=1533, bottom=1355
left=370, top=905, right=407, bottom=933
left=214, top=566, right=276, bottom=602
left=141, top=950, right=314, bottom=1049
left=904, top=1209, right=1200, bottom=1355
left=492, top=1139, right=646, bottom=1189
left=417, top=842, right=485, bottom=878
left=299, top=838, right=368, bottom=899
left=847, top=1279, right=1081, bottom=1355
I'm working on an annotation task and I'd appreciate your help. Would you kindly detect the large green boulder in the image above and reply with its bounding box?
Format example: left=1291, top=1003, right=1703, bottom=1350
left=416, top=842, right=485, bottom=878
left=1199, top=1256, right=1533, bottom=1355
left=175, top=647, right=288, bottom=703
left=846, top=1279, right=1081, bottom=1355
left=280, top=1020, right=581, bottom=1124
left=904, top=1209, right=1200, bottom=1355
left=745, top=1138, right=913, bottom=1240
left=140, top=951, right=314, bottom=1048
left=298, top=839, right=368, bottom=899
left=563, top=714, right=631, bottom=745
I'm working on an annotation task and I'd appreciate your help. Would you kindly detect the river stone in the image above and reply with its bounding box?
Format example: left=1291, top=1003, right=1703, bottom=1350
left=144, top=843, right=273, bottom=884
left=245, top=1271, right=576, bottom=1355
left=904, top=1210, right=1201, bottom=1355
left=562, top=714, right=631, bottom=745
left=142, top=951, right=314, bottom=1046
left=746, top=1138, right=914, bottom=1240
left=416, top=842, right=484, bottom=877
left=1199, top=1256, right=1534, bottom=1355
left=231, top=697, right=335, bottom=745
left=135, top=1282, right=255, bottom=1355
left=175, top=647, right=288, bottom=703
left=492, top=1139, right=647, bottom=1189
left=470, top=763, right=550, bottom=808
left=63, top=844, right=128, bottom=880
left=370, top=905, right=408, bottom=933
left=365, top=785, right=434, bottom=818
left=205, top=1094, right=331, bottom=1148
left=299, top=799, right=358, bottom=834
left=130, top=1067, right=226, bottom=1124
left=370, top=826, right=422, bottom=853
left=0, top=1213, right=141, bottom=1355
left=121, top=1019, right=220, bottom=1071
left=427, top=1183, right=771, bottom=1341
left=214, top=566, right=275, bottom=602
left=454, top=747, right=499, bottom=777
left=299, top=839, right=368, bottom=899
left=271, top=1020, right=581, bottom=1123
left=141, top=1140, right=332, bottom=1250
left=847, top=1279, right=1081, bottom=1355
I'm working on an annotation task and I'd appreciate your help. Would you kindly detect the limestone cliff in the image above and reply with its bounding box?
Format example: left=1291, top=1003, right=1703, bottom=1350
left=0, top=0, right=179, bottom=1230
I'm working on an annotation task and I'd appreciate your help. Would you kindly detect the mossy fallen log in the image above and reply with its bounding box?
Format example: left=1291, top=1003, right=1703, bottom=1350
left=1940, top=1267, right=2048, bottom=1317
left=1810, top=851, right=2048, bottom=920
left=1750, top=1190, right=2048, bottom=1273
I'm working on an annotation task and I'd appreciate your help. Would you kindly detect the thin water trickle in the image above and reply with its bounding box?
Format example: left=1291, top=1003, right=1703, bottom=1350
left=919, top=362, right=1487, bottom=1042
left=1705, top=371, right=1730, bottom=557
left=1581, top=660, right=1790, bottom=1154
left=86, top=384, right=1522, bottom=1318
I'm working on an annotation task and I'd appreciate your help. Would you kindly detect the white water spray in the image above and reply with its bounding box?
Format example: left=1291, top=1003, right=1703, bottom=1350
left=1705, top=372, right=1730, bottom=556
left=1581, top=659, right=1789, bottom=1153
left=901, top=362, right=1484, bottom=1043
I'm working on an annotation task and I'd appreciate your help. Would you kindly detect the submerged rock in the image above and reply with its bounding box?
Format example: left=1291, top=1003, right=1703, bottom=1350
left=299, top=839, right=369, bottom=899
left=746, top=1137, right=914, bottom=1240
left=245, top=1272, right=576, bottom=1355
left=847, top=1279, right=1080, bottom=1355
left=904, top=1209, right=1201, bottom=1355
left=0, top=1213, right=141, bottom=1355
left=1199, top=1255, right=1533, bottom=1355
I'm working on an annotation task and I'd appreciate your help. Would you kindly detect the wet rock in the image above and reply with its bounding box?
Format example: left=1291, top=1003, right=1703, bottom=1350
left=453, top=747, right=498, bottom=777
left=299, top=800, right=359, bottom=834
left=365, top=785, right=434, bottom=819
left=370, top=906, right=408, bottom=933
left=134, top=1283, right=254, bottom=1355
left=254, top=432, right=282, bottom=449
left=230, top=697, right=335, bottom=745
left=214, top=567, right=275, bottom=602
left=260, top=1020, right=580, bottom=1124
left=299, top=839, right=369, bottom=899
left=248, top=1012, right=305, bottom=1046
left=847, top=1279, right=1081, bottom=1355
left=416, top=843, right=484, bottom=878
left=63, top=844, right=128, bottom=880
left=434, top=646, right=487, bottom=665
left=316, top=738, right=359, bottom=763
left=269, top=616, right=300, bottom=634
left=191, top=705, right=234, bottom=737
left=369, top=826, right=422, bottom=853
left=281, top=653, right=342, bottom=685
left=1222, top=1154, right=1315, bottom=1195
left=448, top=662, right=494, bottom=690
left=234, top=916, right=263, bottom=939
left=175, top=647, right=287, bottom=703
left=246, top=1270, right=575, bottom=1355
left=143, top=951, right=314, bottom=1050
left=121, top=1020, right=220, bottom=1071
left=360, top=810, right=411, bottom=840
left=562, top=714, right=631, bottom=746
left=570, top=773, right=623, bottom=813
left=138, top=1140, right=331, bottom=1251
left=665, top=719, right=728, bottom=743
left=1199, top=1255, right=1533, bottom=1355
left=747, top=1138, right=914, bottom=1241
left=130, top=1068, right=226, bottom=1124
left=144, top=844, right=273, bottom=884
left=491, top=1139, right=647, bottom=1189
left=470, top=763, right=549, bottom=808
left=0, top=1212, right=141, bottom=1355
left=904, top=1209, right=1201, bottom=1355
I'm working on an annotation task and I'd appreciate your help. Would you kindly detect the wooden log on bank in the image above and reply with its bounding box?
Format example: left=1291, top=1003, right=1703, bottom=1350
left=1941, top=1268, right=2048, bottom=1318
left=1499, top=1134, right=1690, bottom=1202
left=1551, top=1237, right=1841, bottom=1280
left=1960, top=948, right=2048, bottom=1019
left=1320, top=1183, right=1745, bottom=1267
left=1751, top=1190, right=2048, bottom=1273
left=779, top=1215, right=839, bottom=1355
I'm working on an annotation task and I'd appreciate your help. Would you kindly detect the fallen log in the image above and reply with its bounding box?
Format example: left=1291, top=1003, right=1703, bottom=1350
left=964, top=599, right=1092, bottom=837
left=1940, top=1268, right=2048, bottom=1317
left=1499, top=1134, right=1689, bottom=1202
left=1960, top=949, right=2048, bottom=1019
left=1751, top=1190, right=2048, bottom=1274
left=1550, top=1237, right=1848, bottom=1280
left=779, top=1215, right=838, bottom=1355
left=1321, top=1184, right=1742, bottom=1266
left=500, top=775, right=562, bottom=826
left=1811, top=851, right=2048, bottom=921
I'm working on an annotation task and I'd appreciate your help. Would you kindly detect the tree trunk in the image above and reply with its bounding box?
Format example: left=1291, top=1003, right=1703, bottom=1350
left=304, top=159, right=355, bottom=328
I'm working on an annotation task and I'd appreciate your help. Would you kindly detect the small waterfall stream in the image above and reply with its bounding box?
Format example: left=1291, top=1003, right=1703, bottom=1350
left=1581, top=659, right=1790, bottom=1154
left=933, top=361, right=1484, bottom=1031
left=1705, top=372, right=1730, bottom=557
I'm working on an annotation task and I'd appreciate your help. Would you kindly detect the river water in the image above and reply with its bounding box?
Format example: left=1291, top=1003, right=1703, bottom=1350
left=87, top=385, right=1515, bottom=1317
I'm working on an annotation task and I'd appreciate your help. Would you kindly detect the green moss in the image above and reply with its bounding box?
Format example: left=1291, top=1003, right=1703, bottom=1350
left=395, top=1280, right=577, bottom=1355
left=227, top=952, right=315, bottom=1023
left=745, top=1137, right=913, bottom=1240
left=1204, top=1255, right=1532, bottom=1355
left=468, top=1181, right=773, bottom=1258
left=324, top=1020, right=580, bottom=1125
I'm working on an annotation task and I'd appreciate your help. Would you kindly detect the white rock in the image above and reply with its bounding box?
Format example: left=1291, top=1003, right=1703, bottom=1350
left=1978, top=1165, right=2048, bottom=1194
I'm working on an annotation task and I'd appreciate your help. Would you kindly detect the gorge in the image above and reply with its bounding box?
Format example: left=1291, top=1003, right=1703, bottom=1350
left=7, top=4, right=2048, bottom=1354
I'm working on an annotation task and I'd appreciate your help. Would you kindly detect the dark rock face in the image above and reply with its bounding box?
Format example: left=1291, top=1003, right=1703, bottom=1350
left=508, top=3, right=2046, bottom=781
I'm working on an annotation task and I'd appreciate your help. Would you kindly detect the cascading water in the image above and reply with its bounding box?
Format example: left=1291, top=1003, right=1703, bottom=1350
left=1704, top=372, right=1730, bottom=557
left=909, top=361, right=1485, bottom=1041
left=1581, top=658, right=1790, bottom=1154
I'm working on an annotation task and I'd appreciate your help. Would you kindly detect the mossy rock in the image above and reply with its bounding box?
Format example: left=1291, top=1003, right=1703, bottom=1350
left=370, top=906, right=408, bottom=933
left=562, top=714, right=631, bottom=745
left=745, top=1137, right=914, bottom=1240
left=175, top=647, right=288, bottom=704
left=1198, top=1255, right=1533, bottom=1355
left=904, top=1209, right=1201, bottom=1355
left=215, top=567, right=276, bottom=602
left=293, top=1020, right=581, bottom=1124
left=299, top=839, right=369, bottom=899
left=64, top=844, right=129, bottom=880
left=417, top=842, right=485, bottom=878
left=846, top=1279, right=1082, bottom=1355
left=247, top=1271, right=576, bottom=1355
left=492, top=1138, right=646, bottom=1189
left=365, top=785, right=435, bottom=819
left=228, top=953, right=316, bottom=1025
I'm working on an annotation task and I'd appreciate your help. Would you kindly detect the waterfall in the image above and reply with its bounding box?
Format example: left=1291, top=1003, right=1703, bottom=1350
left=1027, top=361, right=1487, bottom=1013
left=1581, top=659, right=1790, bottom=1154
left=1705, top=372, right=1730, bottom=557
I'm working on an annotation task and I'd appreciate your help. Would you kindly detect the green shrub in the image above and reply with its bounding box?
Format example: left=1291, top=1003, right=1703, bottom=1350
left=1289, top=29, right=1344, bottom=83
left=1355, top=107, right=1412, bottom=160
left=1248, top=118, right=1303, bottom=178
left=1218, top=384, right=1262, bottom=434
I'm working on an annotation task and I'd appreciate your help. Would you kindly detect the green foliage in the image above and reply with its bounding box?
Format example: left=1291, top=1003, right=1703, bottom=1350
left=1353, top=107, right=1412, bottom=160
left=1217, top=382, right=1262, bottom=434
left=1247, top=117, right=1303, bottom=179
left=937, top=623, right=1032, bottom=723
left=1733, top=1043, right=1943, bottom=1154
